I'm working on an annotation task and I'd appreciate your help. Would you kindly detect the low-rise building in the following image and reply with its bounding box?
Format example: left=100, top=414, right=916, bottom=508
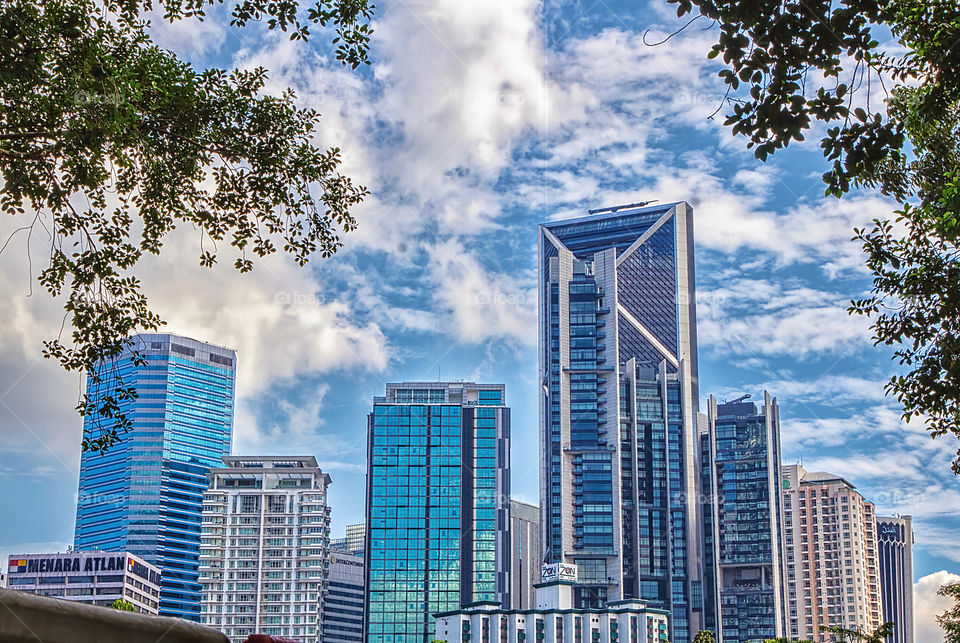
left=5, top=551, right=160, bottom=613
left=435, top=566, right=669, bottom=643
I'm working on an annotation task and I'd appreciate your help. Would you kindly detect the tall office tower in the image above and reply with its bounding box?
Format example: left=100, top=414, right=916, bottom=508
left=324, top=550, right=366, bottom=643
left=74, top=332, right=236, bottom=620
left=781, top=465, right=882, bottom=641
left=510, top=499, right=540, bottom=610
left=538, top=202, right=702, bottom=642
left=365, top=382, right=511, bottom=643
left=198, top=456, right=332, bottom=643
left=701, top=393, right=786, bottom=643
left=876, top=516, right=914, bottom=643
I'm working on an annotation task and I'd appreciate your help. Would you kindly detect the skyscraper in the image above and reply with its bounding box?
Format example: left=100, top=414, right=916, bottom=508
left=781, top=465, right=882, bottom=641
left=198, top=456, right=331, bottom=642
left=701, top=393, right=786, bottom=642
left=364, top=382, right=511, bottom=643
left=509, top=499, right=540, bottom=610
left=538, top=202, right=703, bottom=642
left=74, top=332, right=236, bottom=620
left=876, top=515, right=914, bottom=643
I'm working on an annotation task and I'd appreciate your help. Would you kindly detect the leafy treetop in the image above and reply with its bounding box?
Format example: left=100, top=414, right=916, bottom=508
left=0, top=0, right=373, bottom=451
left=664, top=0, right=960, bottom=473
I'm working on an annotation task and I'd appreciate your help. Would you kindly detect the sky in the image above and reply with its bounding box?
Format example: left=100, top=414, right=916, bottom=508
left=1, top=0, right=959, bottom=637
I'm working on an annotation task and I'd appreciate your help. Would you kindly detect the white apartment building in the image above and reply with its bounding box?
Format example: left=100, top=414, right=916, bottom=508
left=435, top=566, right=669, bottom=643
left=199, top=456, right=332, bottom=642
left=781, top=465, right=882, bottom=641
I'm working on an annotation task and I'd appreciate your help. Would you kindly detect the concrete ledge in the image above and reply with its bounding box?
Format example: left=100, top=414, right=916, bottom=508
left=0, top=588, right=228, bottom=643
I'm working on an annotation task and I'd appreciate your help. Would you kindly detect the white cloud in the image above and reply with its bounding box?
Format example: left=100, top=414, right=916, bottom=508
left=147, top=11, right=227, bottom=59
left=0, top=207, right=389, bottom=461
left=426, top=239, right=537, bottom=346
left=916, top=571, right=960, bottom=643
left=697, top=280, right=873, bottom=359
left=780, top=406, right=907, bottom=450
left=228, top=0, right=565, bottom=251
left=760, top=375, right=891, bottom=405
left=137, top=228, right=389, bottom=394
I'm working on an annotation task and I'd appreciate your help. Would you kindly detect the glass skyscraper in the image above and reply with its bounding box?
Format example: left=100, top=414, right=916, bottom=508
left=538, top=202, right=703, bottom=643
left=364, top=382, right=511, bottom=643
left=701, top=393, right=785, bottom=642
left=74, top=332, right=236, bottom=620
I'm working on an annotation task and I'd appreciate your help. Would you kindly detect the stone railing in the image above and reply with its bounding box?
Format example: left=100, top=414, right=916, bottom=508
left=0, top=588, right=228, bottom=643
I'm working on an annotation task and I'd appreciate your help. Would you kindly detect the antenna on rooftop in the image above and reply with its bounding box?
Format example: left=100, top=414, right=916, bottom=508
left=588, top=200, right=658, bottom=215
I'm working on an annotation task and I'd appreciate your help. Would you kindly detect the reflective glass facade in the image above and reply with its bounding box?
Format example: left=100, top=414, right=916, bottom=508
left=364, top=383, right=510, bottom=643
left=702, top=394, right=785, bottom=643
left=74, top=333, right=236, bottom=621
left=538, top=203, right=703, bottom=643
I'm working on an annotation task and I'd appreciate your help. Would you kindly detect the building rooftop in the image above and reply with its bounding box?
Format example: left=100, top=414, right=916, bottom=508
left=540, top=201, right=682, bottom=230
left=801, top=470, right=857, bottom=490
left=374, top=381, right=507, bottom=405
left=130, top=332, right=237, bottom=357
left=220, top=455, right=320, bottom=469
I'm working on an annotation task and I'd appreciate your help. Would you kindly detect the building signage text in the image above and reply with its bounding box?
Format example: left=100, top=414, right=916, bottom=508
left=541, top=563, right=578, bottom=583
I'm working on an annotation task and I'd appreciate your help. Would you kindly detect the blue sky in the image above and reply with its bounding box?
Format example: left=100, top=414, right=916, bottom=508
left=1, top=0, right=959, bottom=637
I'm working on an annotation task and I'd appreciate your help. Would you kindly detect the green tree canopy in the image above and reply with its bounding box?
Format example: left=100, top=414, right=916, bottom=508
left=0, top=0, right=373, bottom=451
left=109, top=598, right=137, bottom=612
left=665, top=0, right=960, bottom=473
left=940, top=581, right=960, bottom=642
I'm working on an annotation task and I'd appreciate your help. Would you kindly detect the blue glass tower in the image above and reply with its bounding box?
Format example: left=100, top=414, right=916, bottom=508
left=74, top=332, right=236, bottom=620
left=364, top=382, right=511, bottom=643
left=538, top=202, right=703, bottom=642
left=701, top=393, right=785, bottom=642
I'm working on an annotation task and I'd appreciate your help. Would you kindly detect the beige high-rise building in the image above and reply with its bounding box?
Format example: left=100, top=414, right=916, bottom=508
left=781, top=465, right=882, bottom=641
